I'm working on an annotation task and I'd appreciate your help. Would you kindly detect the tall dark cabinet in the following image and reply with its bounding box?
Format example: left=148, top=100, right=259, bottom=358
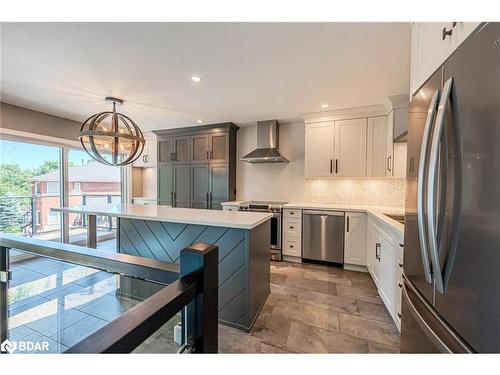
left=154, top=123, right=238, bottom=210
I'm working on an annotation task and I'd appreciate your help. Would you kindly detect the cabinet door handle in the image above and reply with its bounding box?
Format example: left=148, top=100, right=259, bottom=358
left=442, top=22, right=457, bottom=40
left=387, top=155, right=392, bottom=171
left=335, top=159, right=338, bottom=174
left=206, top=192, right=210, bottom=209
left=330, top=159, right=333, bottom=174
left=397, top=313, right=402, bottom=319
left=399, top=262, right=403, bottom=268
left=206, top=151, right=210, bottom=160
left=346, top=216, right=350, bottom=232
left=375, top=243, right=381, bottom=261
left=145, top=155, right=149, bottom=163
left=398, top=283, right=403, bottom=288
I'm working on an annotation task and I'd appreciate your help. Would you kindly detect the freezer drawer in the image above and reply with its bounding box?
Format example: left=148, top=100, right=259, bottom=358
left=400, top=276, right=472, bottom=353
left=302, top=210, right=344, bottom=264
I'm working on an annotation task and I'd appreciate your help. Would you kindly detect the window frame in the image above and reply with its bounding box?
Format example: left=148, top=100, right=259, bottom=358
left=0, top=131, right=128, bottom=243
left=46, top=181, right=60, bottom=195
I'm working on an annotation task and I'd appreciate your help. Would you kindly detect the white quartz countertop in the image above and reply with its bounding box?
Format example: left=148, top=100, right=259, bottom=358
left=52, top=204, right=272, bottom=230
left=283, top=203, right=404, bottom=234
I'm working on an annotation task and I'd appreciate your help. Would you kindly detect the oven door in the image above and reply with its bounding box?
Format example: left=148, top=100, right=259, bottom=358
left=270, top=213, right=281, bottom=250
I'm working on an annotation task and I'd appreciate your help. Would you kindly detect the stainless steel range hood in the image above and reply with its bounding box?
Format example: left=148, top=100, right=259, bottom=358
left=240, top=120, right=289, bottom=163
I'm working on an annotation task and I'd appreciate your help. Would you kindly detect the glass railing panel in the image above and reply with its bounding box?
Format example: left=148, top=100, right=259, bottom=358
left=5, top=250, right=180, bottom=354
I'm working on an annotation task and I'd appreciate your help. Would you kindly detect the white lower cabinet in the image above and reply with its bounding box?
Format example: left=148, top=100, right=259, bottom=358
left=344, top=212, right=367, bottom=266
left=366, top=216, right=404, bottom=331
left=283, top=209, right=302, bottom=260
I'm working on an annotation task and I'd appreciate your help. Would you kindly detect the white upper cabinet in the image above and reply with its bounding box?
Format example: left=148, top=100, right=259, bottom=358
left=366, top=116, right=388, bottom=177
left=133, top=133, right=157, bottom=168
left=410, top=22, right=481, bottom=95
left=334, top=118, right=367, bottom=177
left=304, top=121, right=334, bottom=177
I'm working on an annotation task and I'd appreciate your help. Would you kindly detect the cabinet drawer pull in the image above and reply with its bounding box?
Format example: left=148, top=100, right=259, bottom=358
left=335, top=159, right=338, bottom=174
left=289, top=245, right=294, bottom=248
left=398, top=283, right=403, bottom=288
left=398, top=262, right=403, bottom=268
left=399, top=243, right=404, bottom=248
left=289, top=226, right=294, bottom=229
left=442, top=22, right=457, bottom=40
left=397, top=313, right=402, bottom=318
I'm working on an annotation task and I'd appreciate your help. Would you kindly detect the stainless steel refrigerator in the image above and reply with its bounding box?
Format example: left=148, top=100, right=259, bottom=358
left=401, top=22, right=500, bottom=353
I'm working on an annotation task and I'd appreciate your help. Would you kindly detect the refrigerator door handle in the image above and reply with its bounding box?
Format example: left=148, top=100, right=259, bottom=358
left=428, top=82, right=449, bottom=294
left=417, top=89, right=440, bottom=284
left=428, top=77, right=464, bottom=295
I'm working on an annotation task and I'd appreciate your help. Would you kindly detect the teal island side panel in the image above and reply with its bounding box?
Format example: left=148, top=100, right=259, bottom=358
left=117, top=218, right=269, bottom=331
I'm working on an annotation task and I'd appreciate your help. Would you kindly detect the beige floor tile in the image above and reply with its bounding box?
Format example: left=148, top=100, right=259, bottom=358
left=336, top=284, right=384, bottom=305
left=252, top=312, right=292, bottom=346
left=286, top=321, right=369, bottom=353
left=218, top=324, right=262, bottom=353
left=297, top=290, right=360, bottom=316
left=284, top=275, right=337, bottom=295
left=338, top=313, right=400, bottom=347
left=272, top=300, right=340, bottom=332
left=357, top=300, right=393, bottom=323
left=302, top=269, right=353, bottom=286
left=367, top=340, right=401, bottom=353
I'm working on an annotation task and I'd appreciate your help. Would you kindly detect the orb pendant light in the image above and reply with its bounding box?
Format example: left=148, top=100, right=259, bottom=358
left=79, top=97, right=145, bottom=166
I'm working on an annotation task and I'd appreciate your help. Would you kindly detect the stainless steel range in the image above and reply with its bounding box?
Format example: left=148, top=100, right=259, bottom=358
left=238, top=200, right=288, bottom=261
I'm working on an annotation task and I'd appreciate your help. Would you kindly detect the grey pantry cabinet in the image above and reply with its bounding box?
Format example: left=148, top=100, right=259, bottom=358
left=154, top=123, right=238, bottom=210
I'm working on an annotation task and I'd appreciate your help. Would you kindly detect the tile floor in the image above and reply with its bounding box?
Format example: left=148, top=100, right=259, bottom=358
left=218, top=261, right=400, bottom=353
left=7, top=251, right=400, bottom=354
left=7, top=254, right=178, bottom=353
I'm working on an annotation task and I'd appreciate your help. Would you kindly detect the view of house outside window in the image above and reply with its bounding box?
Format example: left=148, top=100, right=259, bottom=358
left=0, top=139, right=121, bottom=248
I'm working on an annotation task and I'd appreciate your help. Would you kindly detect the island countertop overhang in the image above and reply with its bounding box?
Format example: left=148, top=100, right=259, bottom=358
left=52, top=204, right=272, bottom=230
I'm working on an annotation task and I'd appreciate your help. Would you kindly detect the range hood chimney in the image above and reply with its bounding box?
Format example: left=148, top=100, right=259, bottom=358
left=240, top=120, right=289, bottom=163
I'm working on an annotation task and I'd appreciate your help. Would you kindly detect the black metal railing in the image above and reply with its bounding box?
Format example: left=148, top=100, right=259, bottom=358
left=0, top=233, right=218, bottom=354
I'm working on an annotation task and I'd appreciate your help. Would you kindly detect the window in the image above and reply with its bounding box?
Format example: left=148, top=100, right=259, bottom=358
left=73, top=182, right=81, bottom=193
left=0, top=139, right=61, bottom=240
left=47, top=181, right=59, bottom=195
left=48, top=211, right=60, bottom=225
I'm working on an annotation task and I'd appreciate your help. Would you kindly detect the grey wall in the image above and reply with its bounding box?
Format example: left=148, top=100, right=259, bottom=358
left=0, top=102, right=81, bottom=141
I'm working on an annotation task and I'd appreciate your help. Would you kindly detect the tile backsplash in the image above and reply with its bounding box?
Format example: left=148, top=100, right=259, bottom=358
left=305, top=178, right=406, bottom=207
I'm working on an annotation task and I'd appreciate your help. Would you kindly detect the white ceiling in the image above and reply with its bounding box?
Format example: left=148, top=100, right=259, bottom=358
left=1, top=23, right=410, bottom=131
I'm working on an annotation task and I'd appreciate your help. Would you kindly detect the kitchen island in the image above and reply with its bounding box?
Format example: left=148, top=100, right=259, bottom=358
left=52, top=204, right=272, bottom=331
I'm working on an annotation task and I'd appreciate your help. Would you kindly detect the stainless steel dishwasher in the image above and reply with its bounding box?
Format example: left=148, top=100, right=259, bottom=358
left=302, top=210, right=345, bottom=264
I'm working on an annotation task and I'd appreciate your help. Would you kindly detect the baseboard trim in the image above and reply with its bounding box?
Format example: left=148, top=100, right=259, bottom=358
left=343, top=263, right=368, bottom=273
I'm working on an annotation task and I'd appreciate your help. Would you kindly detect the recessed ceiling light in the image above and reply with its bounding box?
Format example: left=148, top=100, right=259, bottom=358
left=191, top=76, right=202, bottom=82
left=321, top=104, right=329, bottom=109
left=197, top=120, right=204, bottom=124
